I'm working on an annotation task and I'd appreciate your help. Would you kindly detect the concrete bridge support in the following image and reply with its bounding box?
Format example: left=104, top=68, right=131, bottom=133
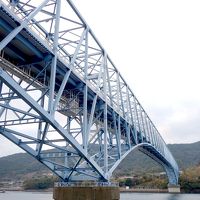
left=53, top=183, right=120, bottom=200
left=168, top=184, right=180, bottom=193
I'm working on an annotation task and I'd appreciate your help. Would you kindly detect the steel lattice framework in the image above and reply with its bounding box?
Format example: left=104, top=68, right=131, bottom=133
left=0, top=0, right=179, bottom=184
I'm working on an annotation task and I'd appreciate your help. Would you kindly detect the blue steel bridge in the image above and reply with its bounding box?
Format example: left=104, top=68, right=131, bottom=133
left=0, top=0, right=178, bottom=185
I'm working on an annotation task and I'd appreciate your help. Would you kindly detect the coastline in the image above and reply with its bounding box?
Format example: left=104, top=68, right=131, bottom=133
left=1, top=187, right=200, bottom=194
left=120, top=188, right=168, bottom=193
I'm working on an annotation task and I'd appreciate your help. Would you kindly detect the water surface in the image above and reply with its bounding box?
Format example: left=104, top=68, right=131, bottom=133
left=120, top=193, right=199, bottom=200
left=0, top=191, right=199, bottom=200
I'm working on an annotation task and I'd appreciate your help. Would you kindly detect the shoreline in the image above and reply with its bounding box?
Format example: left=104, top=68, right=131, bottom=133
left=120, top=188, right=168, bottom=193
left=1, top=188, right=200, bottom=194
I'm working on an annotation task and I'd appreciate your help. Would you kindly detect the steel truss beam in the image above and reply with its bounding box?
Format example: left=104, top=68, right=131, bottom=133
left=0, top=0, right=179, bottom=185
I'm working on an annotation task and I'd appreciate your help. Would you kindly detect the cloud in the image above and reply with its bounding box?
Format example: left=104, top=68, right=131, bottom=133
left=147, top=100, right=200, bottom=144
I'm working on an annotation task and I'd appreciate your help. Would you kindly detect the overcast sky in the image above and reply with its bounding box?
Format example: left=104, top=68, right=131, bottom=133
left=0, top=0, right=200, bottom=157
left=76, top=0, right=200, bottom=144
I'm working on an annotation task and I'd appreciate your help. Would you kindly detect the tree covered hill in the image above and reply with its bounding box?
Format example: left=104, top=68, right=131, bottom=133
left=0, top=141, right=199, bottom=180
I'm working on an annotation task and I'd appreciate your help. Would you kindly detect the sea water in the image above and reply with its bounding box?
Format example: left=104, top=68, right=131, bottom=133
left=0, top=191, right=199, bottom=200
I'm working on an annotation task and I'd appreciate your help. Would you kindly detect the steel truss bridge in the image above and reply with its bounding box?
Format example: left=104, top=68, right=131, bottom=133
left=0, top=0, right=179, bottom=184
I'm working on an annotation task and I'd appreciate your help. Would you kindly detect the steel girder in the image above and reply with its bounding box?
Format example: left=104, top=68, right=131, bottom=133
left=0, top=0, right=179, bottom=184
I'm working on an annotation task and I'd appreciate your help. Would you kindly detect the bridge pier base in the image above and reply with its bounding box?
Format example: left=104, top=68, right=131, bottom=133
left=53, top=182, right=120, bottom=200
left=168, top=184, right=180, bottom=193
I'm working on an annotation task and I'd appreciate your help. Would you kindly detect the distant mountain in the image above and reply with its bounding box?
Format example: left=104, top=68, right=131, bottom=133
left=168, top=142, right=200, bottom=169
left=0, top=153, right=47, bottom=181
left=114, top=141, right=200, bottom=176
left=0, top=141, right=200, bottom=180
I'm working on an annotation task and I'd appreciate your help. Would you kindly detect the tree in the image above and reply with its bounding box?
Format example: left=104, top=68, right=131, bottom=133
left=23, top=176, right=57, bottom=190
left=125, top=178, right=133, bottom=187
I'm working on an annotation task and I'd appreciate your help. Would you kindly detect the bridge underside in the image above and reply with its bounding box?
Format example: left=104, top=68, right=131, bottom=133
left=0, top=0, right=179, bottom=185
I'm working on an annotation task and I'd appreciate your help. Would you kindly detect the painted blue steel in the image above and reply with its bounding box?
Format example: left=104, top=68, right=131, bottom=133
left=0, top=0, right=179, bottom=185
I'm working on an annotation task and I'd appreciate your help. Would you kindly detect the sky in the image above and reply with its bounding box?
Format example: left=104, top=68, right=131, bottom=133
left=76, top=0, right=200, bottom=144
left=0, top=0, right=200, bottom=157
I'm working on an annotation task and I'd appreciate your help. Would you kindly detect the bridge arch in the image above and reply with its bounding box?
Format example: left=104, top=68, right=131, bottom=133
left=108, top=143, right=179, bottom=185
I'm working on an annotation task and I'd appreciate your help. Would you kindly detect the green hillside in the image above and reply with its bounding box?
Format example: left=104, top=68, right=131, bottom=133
left=0, top=141, right=199, bottom=180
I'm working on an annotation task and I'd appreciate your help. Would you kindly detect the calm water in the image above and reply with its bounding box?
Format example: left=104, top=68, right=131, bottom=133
left=0, top=191, right=199, bottom=200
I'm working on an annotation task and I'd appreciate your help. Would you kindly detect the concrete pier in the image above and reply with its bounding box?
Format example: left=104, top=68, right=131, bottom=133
left=168, top=184, right=180, bottom=193
left=53, top=182, right=120, bottom=200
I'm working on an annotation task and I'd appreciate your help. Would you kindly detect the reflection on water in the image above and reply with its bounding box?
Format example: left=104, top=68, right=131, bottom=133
left=168, top=194, right=179, bottom=200
left=167, top=193, right=200, bottom=200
